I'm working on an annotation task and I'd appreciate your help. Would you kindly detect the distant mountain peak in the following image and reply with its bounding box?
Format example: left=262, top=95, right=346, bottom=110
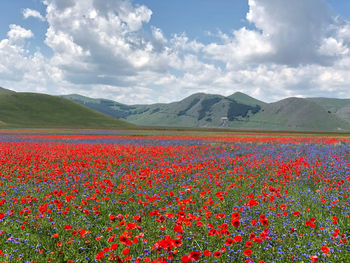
left=231, top=91, right=247, bottom=96
left=228, top=91, right=266, bottom=106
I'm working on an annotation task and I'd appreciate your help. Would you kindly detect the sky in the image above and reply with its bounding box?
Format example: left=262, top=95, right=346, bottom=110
left=1, top=0, right=350, bottom=104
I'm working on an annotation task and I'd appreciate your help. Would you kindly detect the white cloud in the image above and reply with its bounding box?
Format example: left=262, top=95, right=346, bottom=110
left=3, top=0, right=350, bottom=105
left=7, top=24, right=33, bottom=43
left=204, top=27, right=273, bottom=66
left=0, top=25, right=35, bottom=82
left=203, top=0, right=337, bottom=67
left=0, top=24, right=67, bottom=93
left=247, top=0, right=334, bottom=65
left=23, top=8, right=45, bottom=21
left=43, top=0, right=165, bottom=86
left=319, top=37, right=349, bottom=56
left=152, top=27, right=167, bottom=44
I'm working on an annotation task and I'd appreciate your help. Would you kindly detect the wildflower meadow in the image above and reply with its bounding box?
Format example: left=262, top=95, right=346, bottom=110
left=0, top=133, right=349, bottom=262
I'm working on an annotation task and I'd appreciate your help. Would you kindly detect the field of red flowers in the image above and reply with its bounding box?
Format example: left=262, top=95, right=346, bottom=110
left=0, top=133, right=349, bottom=262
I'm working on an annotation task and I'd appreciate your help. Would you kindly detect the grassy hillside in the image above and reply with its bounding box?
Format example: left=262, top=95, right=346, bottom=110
left=0, top=92, right=135, bottom=128
left=307, top=97, right=350, bottom=123
left=228, top=92, right=266, bottom=106
left=0, top=87, right=16, bottom=95
left=63, top=93, right=350, bottom=131
left=234, top=97, right=350, bottom=131
left=62, top=94, right=141, bottom=119
left=63, top=93, right=261, bottom=128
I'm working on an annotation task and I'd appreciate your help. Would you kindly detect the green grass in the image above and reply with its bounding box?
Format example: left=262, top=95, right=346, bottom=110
left=0, top=92, right=135, bottom=128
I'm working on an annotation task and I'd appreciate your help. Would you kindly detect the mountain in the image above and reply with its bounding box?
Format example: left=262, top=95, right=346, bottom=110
left=228, top=92, right=266, bottom=106
left=62, top=93, right=261, bottom=127
left=3, top=87, right=344, bottom=131
left=240, top=97, right=349, bottom=131
left=62, top=92, right=350, bottom=131
left=0, top=90, right=135, bottom=128
left=307, top=97, right=350, bottom=123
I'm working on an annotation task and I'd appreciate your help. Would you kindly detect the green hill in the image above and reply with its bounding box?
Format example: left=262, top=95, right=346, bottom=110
left=0, top=91, right=135, bottom=128
left=0, top=87, right=16, bottom=95
left=236, top=97, right=350, bottom=131
left=307, top=97, right=350, bottom=123
left=63, top=92, right=350, bottom=131
left=121, top=93, right=260, bottom=127
left=228, top=92, right=266, bottom=106
left=62, top=93, right=261, bottom=127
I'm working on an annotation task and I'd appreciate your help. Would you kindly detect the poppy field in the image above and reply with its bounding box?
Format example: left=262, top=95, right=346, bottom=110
left=0, top=133, right=349, bottom=262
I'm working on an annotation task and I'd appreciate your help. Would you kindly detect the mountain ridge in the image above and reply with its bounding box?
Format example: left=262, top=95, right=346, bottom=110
left=62, top=92, right=350, bottom=131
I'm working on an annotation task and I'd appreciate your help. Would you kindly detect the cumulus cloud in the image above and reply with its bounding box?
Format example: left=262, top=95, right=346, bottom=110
left=43, top=0, right=75, bottom=11
left=0, top=25, right=37, bottom=82
left=7, top=24, right=33, bottom=43
left=0, top=24, right=67, bottom=93
left=23, top=8, right=45, bottom=21
left=204, top=27, right=273, bottom=67
left=319, top=37, right=349, bottom=57
left=3, top=0, right=350, bottom=104
left=203, top=0, right=339, bottom=67
left=247, top=0, right=334, bottom=65
left=43, top=0, right=164, bottom=87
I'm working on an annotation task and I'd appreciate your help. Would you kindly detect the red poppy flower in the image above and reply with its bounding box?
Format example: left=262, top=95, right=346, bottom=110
left=189, top=251, right=201, bottom=261
left=110, top=243, right=118, bottom=250
left=96, top=251, right=104, bottom=261
left=213, top=251, right=221, bottom=257
left=225, top=238, right=234, bottom=246
left=293, top=211, right=301, bottom=217
left=310, top=255, right=318, bottom=262
left=174, top=225, right=183, bottom=233
left=231, top=219, right=240, bottom=227
left=234, top=235, right=242, bottom=242
left=181, top=256, right=190, bottom=263
left=244, top=249, right=252, bottom=256
left=246, top=241, right=253, bottom=247
left=321, top=246, right=330, bottom=254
